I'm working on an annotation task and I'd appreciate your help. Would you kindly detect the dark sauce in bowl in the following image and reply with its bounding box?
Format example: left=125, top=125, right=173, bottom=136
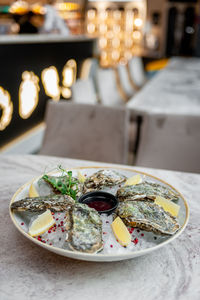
left=78, top=191, right=118, bottom=215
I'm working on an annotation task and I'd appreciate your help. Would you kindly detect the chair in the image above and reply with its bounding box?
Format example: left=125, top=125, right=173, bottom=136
left=39, top=101, right=130, bottom=164
left=96, top=67, right=126, bottom=106
left=127, top=56, right=147, bottom=88
left=71, top=78, right=98, bottom=104
left=134, top=113, right=200, bottom=173
left=117, top=64, right=137, bottom=99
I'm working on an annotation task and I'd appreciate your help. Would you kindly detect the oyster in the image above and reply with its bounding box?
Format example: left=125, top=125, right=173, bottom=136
left=10, top=194, right=75, bottom=212
left=65, top=203, right=103, bottom=253
left=116, top=200, right=180, bottom=235
left=116, top=181, right=180, bottom=202
left=83, top=169, right=126, bottom=193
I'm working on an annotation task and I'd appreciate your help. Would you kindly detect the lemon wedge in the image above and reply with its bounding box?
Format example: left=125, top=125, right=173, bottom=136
left=124, top=174, right=142, bottom=186
left=155, top=196, right=180, bottom=217
left=29, top=182, right=39, bottom=198
left=78, top=171, right=86, bottom=183
left=28, top=210, right=55, bottom=237
left=111, top=216, right=131, bottom=246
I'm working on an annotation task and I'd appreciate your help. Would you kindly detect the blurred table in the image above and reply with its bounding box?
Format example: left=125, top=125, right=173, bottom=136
left=0, top=154, right=200, bottom=300
left=127, top=57, right=200, bottom=115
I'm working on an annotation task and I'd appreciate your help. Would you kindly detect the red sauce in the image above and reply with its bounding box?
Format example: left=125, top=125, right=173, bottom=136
left=87, top=200, right=112, bottom=211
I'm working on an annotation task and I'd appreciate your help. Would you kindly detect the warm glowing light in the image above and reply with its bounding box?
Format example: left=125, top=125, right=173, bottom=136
left=125, top=11, right=134, bottom=31
left=31, top=4, right=45, bottom=15
left=101, top=51, right=108, bottom=60
left=134, top=18, right=143, bottom=27
left=62, top=59, right=77, bottom=88
left=99, top=24, right=107, bottom=34
left=124, top=51, right=132, bottom=60
left=19, top=71, right=40, bottom=119
left=107, top=31, right=114, bottom=39
left=9, top=0, right=29, bottom=14
left=87, top=9, right=96, bottom=20
left=55, top=2, right=80, bottom=11
left=87, top=23, right=95, bottom=34
left=99, top=10, right=108, bottom=20
left=86, top=5, right=145, bottom=67
left=132, top=31, right=142, bottom=40
left=112, top=38, right=120, bottom=48
left=112, top=50, right=120, bottom=61
left=113, top=10, right=121, bottom=20
left=62, top=68, right=73, bottom=87
left=120, top=58, right=128, bottom=65
left=113, top=24, right=121, bottom=34
left=0, top=87, right=13, bottom=131
left=99, top=38, right=107, bottom=49
left=125, top=39, right=133, bottom=48
left=41, top=67, right=60, bottom=101
left=61, top=87, right=72, bottom=99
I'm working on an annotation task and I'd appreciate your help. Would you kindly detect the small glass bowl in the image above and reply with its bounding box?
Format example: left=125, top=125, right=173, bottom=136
left=78, top=191, right=118, bottom=215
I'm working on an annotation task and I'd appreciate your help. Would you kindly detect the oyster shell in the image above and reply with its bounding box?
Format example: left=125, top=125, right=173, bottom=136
left=10, top=194, right=75, bottom=212
left=65, top=203, right=103, bottom=253
left=116, top=200, right=180, bottom=235
left=83, top=170, right=126, bottom=193
left=116, top=181, right=180, bottom=202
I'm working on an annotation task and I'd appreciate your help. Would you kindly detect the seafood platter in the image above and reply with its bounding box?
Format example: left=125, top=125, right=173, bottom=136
left=9, top=167, right=189, bottom=262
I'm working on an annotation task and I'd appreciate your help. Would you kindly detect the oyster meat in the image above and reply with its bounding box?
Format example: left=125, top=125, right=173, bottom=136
left=65, top=203, right=103, bottom=253
left=116, top=181, right=180, bottom=202
left=116, top=200, right=180, bottom=235
left=83, top=169, right=127, bottom=193
left=10, top=194, right=75, bottom=212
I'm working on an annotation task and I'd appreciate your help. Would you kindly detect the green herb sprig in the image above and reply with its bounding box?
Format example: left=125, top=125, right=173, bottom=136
left=42, top=165, right=79, bottom=200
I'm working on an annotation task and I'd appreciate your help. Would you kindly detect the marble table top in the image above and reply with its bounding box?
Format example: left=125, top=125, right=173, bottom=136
left=0, top=154, right=199, bottom=300
left=127, top=57, right=200, bottom=116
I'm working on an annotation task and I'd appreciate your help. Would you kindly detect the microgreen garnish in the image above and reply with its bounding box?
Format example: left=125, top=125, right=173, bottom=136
left=42, top=166, right=79, bottom=200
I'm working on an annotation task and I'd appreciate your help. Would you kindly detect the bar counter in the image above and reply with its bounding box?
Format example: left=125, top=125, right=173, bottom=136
left=0, top=34, right=96, bottom=148
left=0, top=154, right=199, bottom=300
left=0, top=33, right=95, bottom=44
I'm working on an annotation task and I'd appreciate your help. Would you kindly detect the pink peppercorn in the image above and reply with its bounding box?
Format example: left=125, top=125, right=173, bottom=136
left=133, top=238, right=138, bottom=245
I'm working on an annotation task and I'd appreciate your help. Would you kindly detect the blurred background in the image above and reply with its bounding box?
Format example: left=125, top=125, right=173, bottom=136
left=0, top=1, right=199, bottom=58
left=0, top=0, right=200, bottom=172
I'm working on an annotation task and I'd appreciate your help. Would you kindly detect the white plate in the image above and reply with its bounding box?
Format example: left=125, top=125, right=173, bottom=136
left=9, top=166, right=189, bottom=262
